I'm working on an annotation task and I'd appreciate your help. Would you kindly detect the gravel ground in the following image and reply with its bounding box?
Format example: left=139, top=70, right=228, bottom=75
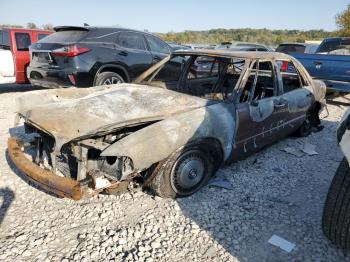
left=0, top=84, right=349, bottom=261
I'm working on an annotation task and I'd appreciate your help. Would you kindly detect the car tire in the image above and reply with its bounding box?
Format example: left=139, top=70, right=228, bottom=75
left=296, top=119, right=312, bottom=137
left=95, top=72, right=125, bottom=86
left=146, top=146, right=214, bottom=199
left=322, top=158, right=350, bottom=250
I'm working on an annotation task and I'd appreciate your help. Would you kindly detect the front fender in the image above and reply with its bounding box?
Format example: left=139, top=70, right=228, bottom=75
left=100, top=103, right=236, bottom=171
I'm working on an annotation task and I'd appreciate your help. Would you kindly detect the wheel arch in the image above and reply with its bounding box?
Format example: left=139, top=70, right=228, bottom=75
left=100, top=104, right=235, bottom=176
left=94, top=64, right=130, bottom=84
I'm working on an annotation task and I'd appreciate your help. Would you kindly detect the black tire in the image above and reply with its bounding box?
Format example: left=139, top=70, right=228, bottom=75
left=146, top=146, right=214, bottom=199
left=322, top=158, right=350, bottom=250
left=296, top=119, right=312, bottom=137
left=94, top=72, right=125, bottom=86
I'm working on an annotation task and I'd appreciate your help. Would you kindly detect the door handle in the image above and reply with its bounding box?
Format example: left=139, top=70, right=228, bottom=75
left=118, top=51, right=128, bottom=56
left=274, top=99, right=287, bottom=108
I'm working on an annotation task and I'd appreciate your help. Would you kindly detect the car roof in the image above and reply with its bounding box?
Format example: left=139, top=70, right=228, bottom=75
left=173, top=49, right=292, bottom=60
left=0, top=27, right=52, bottom=33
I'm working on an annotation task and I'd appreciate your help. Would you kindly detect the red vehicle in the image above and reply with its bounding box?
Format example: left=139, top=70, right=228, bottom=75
left=0, top=28, right=52, bottom=84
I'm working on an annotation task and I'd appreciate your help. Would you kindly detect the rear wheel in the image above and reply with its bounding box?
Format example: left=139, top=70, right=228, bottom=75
left=322, top=158, right=350, bottom=250
left=146, top=146, right=214, bottom=198
left=95, top=72, right=125, bottom=86
left=296, top=119, right=312, bottom=137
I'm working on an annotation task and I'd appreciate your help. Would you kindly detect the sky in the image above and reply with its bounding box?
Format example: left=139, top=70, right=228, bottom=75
left=0, top=0, right=348, bottom=32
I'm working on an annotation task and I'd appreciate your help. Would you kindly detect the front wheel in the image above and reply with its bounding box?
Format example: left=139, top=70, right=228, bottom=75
left=147, top=147, right=214, bottom=198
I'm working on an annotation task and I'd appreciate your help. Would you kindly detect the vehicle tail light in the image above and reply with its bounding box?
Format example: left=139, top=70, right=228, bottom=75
left=52, top=45, right=90, bottom=57
left=68, top=74, right=77, bottom=86
left=281, top=61, right=289, bottom=72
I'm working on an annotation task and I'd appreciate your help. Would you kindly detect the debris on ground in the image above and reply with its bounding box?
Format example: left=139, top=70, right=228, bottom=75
left=282, top=146, right=304, bottom=157
left=268, top=235, right=295, bottom=253
left=302, top=143, right=318, bottom=156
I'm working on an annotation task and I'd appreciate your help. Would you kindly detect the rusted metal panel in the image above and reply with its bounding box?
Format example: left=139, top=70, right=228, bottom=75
left=7, top=137, right=83, bottom=200
left=16, top=84, right=208, bottom=152
left=100, top=103, right=236, bottom=172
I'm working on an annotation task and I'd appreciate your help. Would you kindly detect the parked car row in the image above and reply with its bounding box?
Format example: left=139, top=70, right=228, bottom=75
left=0, top=28, right=51, bottom=84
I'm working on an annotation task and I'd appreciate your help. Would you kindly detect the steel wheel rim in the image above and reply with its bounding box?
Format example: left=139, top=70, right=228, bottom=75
left=171, top=150, right=207, bottom=195
left=103, top=77, right=122, bottom=85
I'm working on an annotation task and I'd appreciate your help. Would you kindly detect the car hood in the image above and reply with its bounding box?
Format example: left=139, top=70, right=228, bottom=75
left=16, top=84, right=209, bottom=151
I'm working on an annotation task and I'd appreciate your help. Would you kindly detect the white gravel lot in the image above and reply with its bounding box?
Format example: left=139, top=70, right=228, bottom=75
left=0, top=84, right=349, bottom=261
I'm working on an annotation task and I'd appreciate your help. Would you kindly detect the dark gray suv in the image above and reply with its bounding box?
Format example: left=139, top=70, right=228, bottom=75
left=27, top=26, right=171, bottom=88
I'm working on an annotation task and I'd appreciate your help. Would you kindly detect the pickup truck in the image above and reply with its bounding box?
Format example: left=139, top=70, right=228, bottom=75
left=0, top=28, right=52, bottom=84
left=289, top=37, right=350, bottom=92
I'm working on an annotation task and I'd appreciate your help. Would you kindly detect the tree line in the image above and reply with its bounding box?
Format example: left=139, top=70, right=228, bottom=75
left=1, top=4, right=349, bottom=45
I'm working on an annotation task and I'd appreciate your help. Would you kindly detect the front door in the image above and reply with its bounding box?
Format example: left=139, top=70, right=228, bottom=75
left=115, top=31, right=153, bottom=79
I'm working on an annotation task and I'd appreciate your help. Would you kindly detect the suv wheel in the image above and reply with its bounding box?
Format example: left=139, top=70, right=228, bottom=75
left=146, top=146, right=214, bottom=198
left=322, top=158, right=350, bottom=250
left=95, top=72, right=125, bottom=86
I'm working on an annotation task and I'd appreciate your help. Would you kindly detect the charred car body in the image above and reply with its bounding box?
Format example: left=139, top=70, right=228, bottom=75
left=8, top=50, right=326, bottom=200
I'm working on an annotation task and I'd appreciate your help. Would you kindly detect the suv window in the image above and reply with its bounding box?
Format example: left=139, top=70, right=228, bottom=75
left=41, top=30, right=88, bottom=43
left=116, top=32, right=147, bottom=50
left=38, top=34, right=49, bottom=41
left=276, top=44, right=306, bottom=54
left=0, top=30, right=10, bottom=50
left=145, top=35, right=170, bottom=54
left=15, top=33, right=31, bottom=51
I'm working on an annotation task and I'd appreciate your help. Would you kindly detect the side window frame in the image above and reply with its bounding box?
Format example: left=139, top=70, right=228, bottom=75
left=116, top=31, right=147, bottom=51
left=144, top=35, right=170, bottom=54
left=239, top=59, right=278, bottom=103
left=15, top=32, right=31, bottom=51
left=278, top=59, right=309, bottom=94
left=38, top=33, right=49, bottom=41
left=0, top=30, right=11, bottom=50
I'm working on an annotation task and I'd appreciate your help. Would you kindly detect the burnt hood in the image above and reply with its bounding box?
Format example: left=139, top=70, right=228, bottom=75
left=16, top=84, right=208, bottom=151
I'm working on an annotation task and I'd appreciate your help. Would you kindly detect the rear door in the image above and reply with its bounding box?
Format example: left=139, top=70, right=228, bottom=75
left=144, top=34, right=171, bottom=64
left=233, top=60, right=289, bottom=159
left=115, top=31, right=153, bottom=79
left=12, top=30, right=32, bottom=83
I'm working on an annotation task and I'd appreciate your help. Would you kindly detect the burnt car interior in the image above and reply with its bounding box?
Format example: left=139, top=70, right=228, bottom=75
left=145, top=55, right=245, bottom=101
left=239, top=61, right=276, bottom=103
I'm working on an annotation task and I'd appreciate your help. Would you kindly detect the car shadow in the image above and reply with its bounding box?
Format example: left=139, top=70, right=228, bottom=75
left=0, top=187, right=15, bottom=226
left=0, top=84, right=46, bottom=94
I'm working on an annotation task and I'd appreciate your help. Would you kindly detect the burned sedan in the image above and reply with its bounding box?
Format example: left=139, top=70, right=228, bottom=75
left=8, top=50, right=326, bottom=200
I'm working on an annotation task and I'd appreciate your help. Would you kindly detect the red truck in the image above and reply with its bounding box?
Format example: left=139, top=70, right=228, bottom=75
left=0, top=28, right=52, bottom=84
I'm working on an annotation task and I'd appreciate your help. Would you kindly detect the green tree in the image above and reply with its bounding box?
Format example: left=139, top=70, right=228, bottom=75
left=27, top=22, right=37, bottom=29
left=42, top=23, right=54, bottom=31
left=336, top=4, right=350, bottom=36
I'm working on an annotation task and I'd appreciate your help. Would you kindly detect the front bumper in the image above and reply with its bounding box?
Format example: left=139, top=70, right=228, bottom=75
left=7, top=137, right=83, bottom=200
